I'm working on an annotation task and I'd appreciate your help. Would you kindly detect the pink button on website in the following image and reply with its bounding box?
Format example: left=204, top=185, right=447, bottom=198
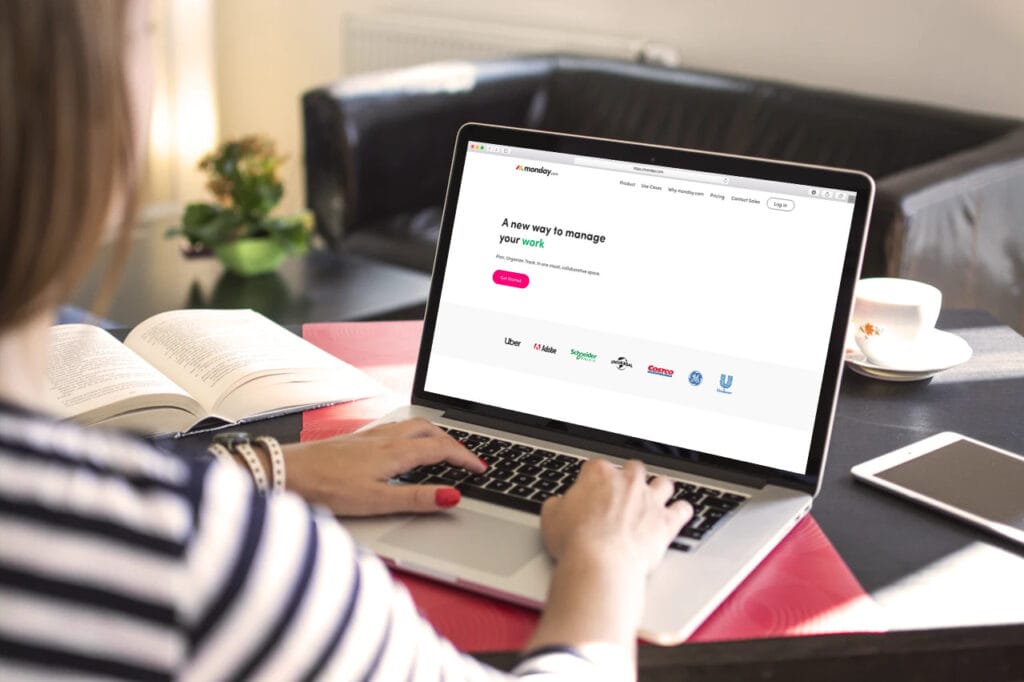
left=493, top=270, right=530, bottom=288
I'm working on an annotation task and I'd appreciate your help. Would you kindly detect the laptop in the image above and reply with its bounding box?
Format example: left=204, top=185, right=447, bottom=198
left=345, top=123, right=874, bottom=645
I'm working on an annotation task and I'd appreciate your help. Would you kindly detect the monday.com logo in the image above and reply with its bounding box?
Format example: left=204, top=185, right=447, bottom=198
left=571, top=348, right=597, bottom=362
left=515, top=164, right=553, bottom=176
left=647, top=364, right=674, bottom=378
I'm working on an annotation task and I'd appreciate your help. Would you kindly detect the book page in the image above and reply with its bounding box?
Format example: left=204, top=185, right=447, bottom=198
left=46, top=324, right=203, bottom=426
left=91, top=406, right=200, bottom=437
left=212, top=371, right=376, bottom=423
left=125, top=309, right=380, bottom=419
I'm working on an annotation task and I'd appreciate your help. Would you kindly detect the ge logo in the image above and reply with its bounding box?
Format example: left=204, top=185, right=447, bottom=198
left=688, top=371, right=703, bottom=386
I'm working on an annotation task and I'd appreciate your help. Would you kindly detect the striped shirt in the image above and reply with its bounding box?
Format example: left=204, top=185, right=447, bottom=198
left=0, top=404, right=628, bottom=680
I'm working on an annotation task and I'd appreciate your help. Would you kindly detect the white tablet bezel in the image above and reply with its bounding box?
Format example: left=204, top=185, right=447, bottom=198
left=851, top=431, right=1024, bottom=547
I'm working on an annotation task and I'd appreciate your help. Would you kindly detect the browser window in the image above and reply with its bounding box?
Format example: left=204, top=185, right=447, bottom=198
left=424, top=142, right=857, bottom=473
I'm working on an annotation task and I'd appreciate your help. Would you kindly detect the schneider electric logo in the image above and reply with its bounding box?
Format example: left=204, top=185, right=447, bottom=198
left=570, top=349, right=597, bottom=362
left=515, top=164, right=554, bottom=176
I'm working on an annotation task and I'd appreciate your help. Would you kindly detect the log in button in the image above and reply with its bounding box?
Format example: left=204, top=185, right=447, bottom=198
left=768, top=198, right=795, bottom=211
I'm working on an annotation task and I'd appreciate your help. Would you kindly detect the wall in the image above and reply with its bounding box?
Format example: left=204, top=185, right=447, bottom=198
left=213, top=0, right=346, bottom=213
left=212, top=0, right=1024, bottom=212
left=142, top=0, right=218, bottom=216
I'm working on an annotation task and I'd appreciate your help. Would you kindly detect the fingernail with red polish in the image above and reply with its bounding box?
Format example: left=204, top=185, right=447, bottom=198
left=435, top=488, right=461, bottom=508
left=477, top=457, right=489, bottom=469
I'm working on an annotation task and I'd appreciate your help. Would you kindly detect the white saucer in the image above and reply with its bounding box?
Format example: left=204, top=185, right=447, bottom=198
left=844, top=329, right=972, bottom=382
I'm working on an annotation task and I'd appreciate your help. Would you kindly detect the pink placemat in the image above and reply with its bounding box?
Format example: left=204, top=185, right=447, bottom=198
left=301, top=321, right=886, bottom=651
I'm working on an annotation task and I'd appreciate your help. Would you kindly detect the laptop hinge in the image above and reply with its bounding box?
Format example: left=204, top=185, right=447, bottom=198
left=442, top=408, right=769, bottom=490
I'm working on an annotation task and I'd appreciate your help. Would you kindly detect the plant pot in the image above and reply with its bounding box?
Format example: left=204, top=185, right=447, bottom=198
left=214, top=237, right=289, bottom=277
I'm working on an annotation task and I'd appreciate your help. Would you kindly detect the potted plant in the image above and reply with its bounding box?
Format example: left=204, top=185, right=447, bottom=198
left=167, top=135, right=313, bottom=276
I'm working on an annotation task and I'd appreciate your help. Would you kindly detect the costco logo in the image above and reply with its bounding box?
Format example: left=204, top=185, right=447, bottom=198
left=515, top=164, right=553, bottom=176
left=647, top=365, right=674, bottom=378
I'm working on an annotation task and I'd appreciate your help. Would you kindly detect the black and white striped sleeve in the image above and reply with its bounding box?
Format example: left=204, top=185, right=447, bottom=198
left=0, top=411, right=631, bottom=680
left=0, top=415, right=201, bottom=680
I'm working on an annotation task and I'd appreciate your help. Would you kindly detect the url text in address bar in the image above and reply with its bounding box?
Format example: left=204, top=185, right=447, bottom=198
left=572, top=157, right=728, bottom=185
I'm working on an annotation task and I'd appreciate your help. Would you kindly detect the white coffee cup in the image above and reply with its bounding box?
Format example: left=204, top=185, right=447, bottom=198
left=851, top=278, right=942, bottom=367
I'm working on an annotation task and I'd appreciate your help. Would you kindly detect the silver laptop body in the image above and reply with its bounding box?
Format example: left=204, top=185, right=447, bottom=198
left=345, top=124, right=874, bottom=645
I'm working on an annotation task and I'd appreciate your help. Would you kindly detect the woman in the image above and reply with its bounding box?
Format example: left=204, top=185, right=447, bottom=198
left=0, top=1, right=692, bottom=679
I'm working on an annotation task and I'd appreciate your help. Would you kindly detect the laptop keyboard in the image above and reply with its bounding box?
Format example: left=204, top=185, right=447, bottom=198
left=395, top=426, right=749, bottom=552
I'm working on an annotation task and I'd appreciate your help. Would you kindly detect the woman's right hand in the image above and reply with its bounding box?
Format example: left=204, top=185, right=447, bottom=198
left=526, top=458, right=693, bottom=661
left=540, top=458, right=693, bottom=574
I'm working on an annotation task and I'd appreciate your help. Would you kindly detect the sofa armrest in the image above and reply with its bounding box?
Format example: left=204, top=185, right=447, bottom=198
left=302, top=58, right=555, bottom=247
left=874, top=127, right=1024, bottom=331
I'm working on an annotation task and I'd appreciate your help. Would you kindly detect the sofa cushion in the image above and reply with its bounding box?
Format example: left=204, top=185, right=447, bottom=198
left=539, top=59, right=756, bottom=155
left=538, top=57, right=1017, bottom=179
left=735, top=88, right=1017, bottom=178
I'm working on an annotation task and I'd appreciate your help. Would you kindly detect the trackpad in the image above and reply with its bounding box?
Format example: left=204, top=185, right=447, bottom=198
left=380, top=510, right=543, bottom=576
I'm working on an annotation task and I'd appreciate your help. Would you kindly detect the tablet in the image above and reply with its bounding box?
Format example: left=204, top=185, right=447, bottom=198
left=851, top=431, right=1024, bottom=548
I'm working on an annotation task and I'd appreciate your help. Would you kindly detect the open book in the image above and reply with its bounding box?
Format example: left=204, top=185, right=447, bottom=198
left=46, top=309, right=381, bottom=436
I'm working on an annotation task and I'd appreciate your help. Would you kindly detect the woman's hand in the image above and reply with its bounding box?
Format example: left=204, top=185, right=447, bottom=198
left=526, top=458, right=692, bottom=657
left=540, top=458, right=692, bottom=575
left=281, top=419, right=486, bottom=516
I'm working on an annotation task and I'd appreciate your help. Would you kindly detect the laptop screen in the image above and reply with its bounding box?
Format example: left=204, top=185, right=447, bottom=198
left=422, top=130, right=867, bottom=478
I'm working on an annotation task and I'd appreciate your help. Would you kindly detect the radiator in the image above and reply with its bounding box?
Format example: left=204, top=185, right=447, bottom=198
left=341, top=12, right=672, bottom=75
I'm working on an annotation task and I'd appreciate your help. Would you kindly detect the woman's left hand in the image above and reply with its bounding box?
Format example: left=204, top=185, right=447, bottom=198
left=280, top=418, right=486, bottom=516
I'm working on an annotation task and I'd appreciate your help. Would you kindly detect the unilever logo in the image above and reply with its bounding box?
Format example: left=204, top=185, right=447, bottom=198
left=717, top=373, right=734, bottom=394
left=571, top=349, right=597, bottom=362
left=515, top=164, right=553, bottom=176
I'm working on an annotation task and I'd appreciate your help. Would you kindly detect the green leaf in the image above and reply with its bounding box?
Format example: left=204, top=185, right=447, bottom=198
left=181, top=202, right=223, bottom=229
left=214, top=143, right=242, bottom=182
left=231, top=173, right=282, bottom=222
left=259, top=212, right=312, bottom=254
left=195, top=211, right=245, bottom=246
left=171, top=203, right=245, bottom=247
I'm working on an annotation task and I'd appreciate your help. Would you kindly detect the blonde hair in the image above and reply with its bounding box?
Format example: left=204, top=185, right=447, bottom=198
left=0, top=0, right=137, bottom=330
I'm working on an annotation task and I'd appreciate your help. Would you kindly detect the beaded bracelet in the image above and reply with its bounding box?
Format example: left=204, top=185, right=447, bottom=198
left=209, top=432, right=270, bottom=492
left=254, top=435, right=286, bottom=492
left=207, top=442, right=235, bottom=467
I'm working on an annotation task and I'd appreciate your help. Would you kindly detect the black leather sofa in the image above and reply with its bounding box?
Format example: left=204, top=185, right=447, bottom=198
left=303, top=55, right=1024, bottom=330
